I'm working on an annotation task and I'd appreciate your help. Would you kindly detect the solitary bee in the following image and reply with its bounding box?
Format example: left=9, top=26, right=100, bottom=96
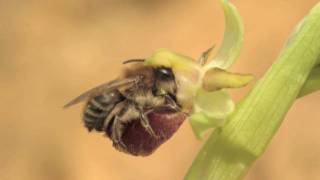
left=64, top=59, right=189, bottom=156
left=64, top=47, right=254, bottom=155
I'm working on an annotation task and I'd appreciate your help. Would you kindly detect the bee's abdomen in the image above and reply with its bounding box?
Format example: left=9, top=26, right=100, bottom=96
left=83, top=90, right=123, bottom=132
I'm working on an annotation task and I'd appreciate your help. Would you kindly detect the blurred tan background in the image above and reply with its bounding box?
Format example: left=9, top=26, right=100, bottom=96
left=1, top=0, right=320, bottom=179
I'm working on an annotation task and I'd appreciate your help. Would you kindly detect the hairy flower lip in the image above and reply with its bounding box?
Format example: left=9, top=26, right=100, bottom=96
left=106, top=106, right=187, bottom=156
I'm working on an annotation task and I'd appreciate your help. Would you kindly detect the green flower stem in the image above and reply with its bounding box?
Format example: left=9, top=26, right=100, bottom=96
left=185, top=2, right=320, bottom=180
left=299, top=65, right=320, bottom=97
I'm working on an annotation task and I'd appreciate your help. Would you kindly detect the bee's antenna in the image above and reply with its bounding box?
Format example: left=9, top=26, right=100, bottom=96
left=123, top=59, right=145, bottom=64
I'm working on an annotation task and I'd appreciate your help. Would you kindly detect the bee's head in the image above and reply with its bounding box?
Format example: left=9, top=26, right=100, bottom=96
left=144, top=49, right=202, bottom=111
left=123, top=58, right=177, bottom=95
left=153, top=66, right=176, bottom=96
left=124, top=49, right=202, bottom=111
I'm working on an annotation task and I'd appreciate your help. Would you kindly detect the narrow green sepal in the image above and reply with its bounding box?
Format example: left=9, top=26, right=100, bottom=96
left=204, top=0, right=244, bottom=70
left=202, top=67, right=254, bottom=91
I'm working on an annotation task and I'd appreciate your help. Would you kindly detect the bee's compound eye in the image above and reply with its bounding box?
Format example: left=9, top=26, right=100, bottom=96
left=159, top=68, right=170, bottom=75
left=155, top=67, right=174, bottom=80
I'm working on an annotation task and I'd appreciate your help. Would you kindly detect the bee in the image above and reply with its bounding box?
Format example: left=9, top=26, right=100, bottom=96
left=64, top=59, right=187, bottom=156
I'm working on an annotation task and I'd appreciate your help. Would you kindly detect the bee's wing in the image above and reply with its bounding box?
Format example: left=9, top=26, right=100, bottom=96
left=63, top=77, right=139, bottom=108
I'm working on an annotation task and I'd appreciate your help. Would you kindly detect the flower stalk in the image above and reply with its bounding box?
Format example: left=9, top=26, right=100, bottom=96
left=185, top=1, right=320, bottom=179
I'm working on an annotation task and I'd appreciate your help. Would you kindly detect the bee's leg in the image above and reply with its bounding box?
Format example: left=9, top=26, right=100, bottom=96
left=139, top=111, right=158, bottom=138
left=164, top=94, right=181, bottom=112
left=198, top=45, right=214, bottom=66
left=135, top=104, right=157, bottom=138
left=103, top=101, right=125, bottom=132
left=111, top=115, right=127, bottom=149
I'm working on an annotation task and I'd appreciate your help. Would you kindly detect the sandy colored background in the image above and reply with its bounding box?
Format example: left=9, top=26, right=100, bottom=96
left=1, top=0, right=320, bottom=179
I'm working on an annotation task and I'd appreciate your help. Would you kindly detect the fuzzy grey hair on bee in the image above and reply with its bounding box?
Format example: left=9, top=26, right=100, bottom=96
left=64, top=59, right=183, bottom=155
